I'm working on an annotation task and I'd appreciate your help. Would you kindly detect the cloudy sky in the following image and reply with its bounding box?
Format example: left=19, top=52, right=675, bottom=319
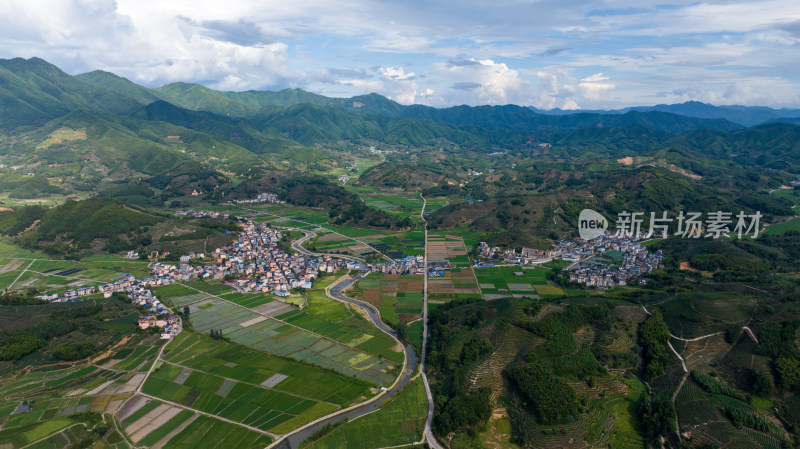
left=1, top=0, right=800, bottom=109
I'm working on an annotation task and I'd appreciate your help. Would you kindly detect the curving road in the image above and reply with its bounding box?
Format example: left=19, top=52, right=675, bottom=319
left=273, top=204, right=445, bottom=449
left=267, top=231, right=418, bottom=449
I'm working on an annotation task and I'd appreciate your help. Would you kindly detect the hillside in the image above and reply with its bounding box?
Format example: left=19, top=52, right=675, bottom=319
left=0, top=57, right=144, bottom=130
left=11, top=197, right=164, bottom=254
left=357, top=162, right=465, bottom=190
left=0, top=109, right=267, bottom=198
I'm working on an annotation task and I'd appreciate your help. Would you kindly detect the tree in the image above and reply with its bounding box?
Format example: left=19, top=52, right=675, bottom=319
left=639, top=392, right=676, bottom=442
left=638, top=310, right=671, bottom=380
left=775, top=356, right=800, bottom=391
left=183, top=305, right=190, bottom=317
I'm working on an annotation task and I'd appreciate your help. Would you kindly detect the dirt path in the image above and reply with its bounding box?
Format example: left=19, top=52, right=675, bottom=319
left=7, top=259, right=34, bottom=290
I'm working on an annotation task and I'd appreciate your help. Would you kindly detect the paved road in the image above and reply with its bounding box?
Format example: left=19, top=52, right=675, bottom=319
left=269, top=271, right=418, bottom=449
left=272, top=210, right=444, bottom=448
left=419, top=194, right=445, bottom=449
left=253, top=210, right=393, bottom=261
left=288, top=227, right=370, bottom=265
left=267, top=234, right=418, bottom=449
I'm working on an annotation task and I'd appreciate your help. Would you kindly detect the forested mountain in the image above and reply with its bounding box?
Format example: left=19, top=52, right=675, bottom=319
left=0, top=57, right=144, bottom=129
left=0, top=56, right=798, bottom=241
left=532, top=100, right=800, bottom=127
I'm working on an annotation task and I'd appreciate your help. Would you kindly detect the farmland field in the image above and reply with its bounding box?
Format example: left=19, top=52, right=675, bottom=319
left=0, top=242, right=150, bottom=292
left=427, top=234, right=471, bottom=267
left=305, top=377, right=428, bottom=449
left=155, top=415, right=273, bottom=448
left=161, top=333, right=372, bottom=407
left=474, top=266, right=563, bottom=298
left=353, top=273, right=425, bottom=324
left=427, top=268, right=482, bottom=302
left=138, top=332, right=376, bottom=434
left=184, top=297, right=397, bottom=385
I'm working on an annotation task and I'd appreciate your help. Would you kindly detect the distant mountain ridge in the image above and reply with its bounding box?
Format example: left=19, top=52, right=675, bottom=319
left=530, top=100, right=800, bottom=127
left=66, top=60, right=744, bottom=135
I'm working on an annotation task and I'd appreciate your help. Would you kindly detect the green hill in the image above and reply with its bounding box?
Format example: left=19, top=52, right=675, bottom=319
left=74, top=70, right=161, bottom=105
left=357, top=162, right=464, bottom=190
left=0, top=57, right=143, bottom=130
left=13, top=197, right=163, bottom=252
left=0, top=109, right=266, bottom=196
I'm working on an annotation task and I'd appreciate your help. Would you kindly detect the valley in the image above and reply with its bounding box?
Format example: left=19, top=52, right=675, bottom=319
left=0, top=56, right=800, bottom=449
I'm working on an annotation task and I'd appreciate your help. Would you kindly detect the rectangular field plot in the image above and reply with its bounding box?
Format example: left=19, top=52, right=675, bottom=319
left=355, top=273, right=426, bottom=324
left=159, top=415, right=273, bottom=449
left=220, top=292, right=274, bottom=309
left=163, top=334, right=372, bottom=406
left=310, top=377, right=428, bottom=449
left=184, top=301, right=396, bottom=385
left=141, top=363, right=318, bottom=433
left=474, top=266, right=563, bottom=297
left=0, top=253, right=151, bottom=291
left=427, top=234, right=471, bottom=267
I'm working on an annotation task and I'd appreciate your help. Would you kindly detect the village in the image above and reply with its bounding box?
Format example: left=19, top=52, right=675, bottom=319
left=227, top=192, right=285, bottom=205
left=474, top=231, right=664, bottom=288
left=35, top=215, right=354, bottom=339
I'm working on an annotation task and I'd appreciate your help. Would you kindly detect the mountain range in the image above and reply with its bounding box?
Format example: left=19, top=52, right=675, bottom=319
left=530, top=101, right=800, bottom=127
left=1, top=56, right=799, bottom=209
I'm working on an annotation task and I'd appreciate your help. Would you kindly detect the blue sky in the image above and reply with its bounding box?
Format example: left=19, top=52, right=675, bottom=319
left=1, top=0, right=799, bottom=108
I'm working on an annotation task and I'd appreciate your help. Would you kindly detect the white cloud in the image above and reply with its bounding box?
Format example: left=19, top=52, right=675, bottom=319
left=340, top=66, right=422, bottom=104
left=581, top=73, right=609, bottom=83
left=430, top=58, right=534, bottom=105
left=0, top=0, right=799, bottom=107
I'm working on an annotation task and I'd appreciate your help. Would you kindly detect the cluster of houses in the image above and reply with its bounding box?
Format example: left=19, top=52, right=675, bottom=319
left=36, top=285, right=98, bottom=301
left=228, top=192, right=285, bottom=205
left=35, top=272, right=183, bottom=338
left=377, top=255, right=425, bottom=275
left=475, top=232, right=663, bottom=288
left=476, top=242, right=553, bottom=265
left=213, top=220, right=345, bottom=293
left=427, top=260, right=451, bottom=277
left=560, top=232, right=664, bottom=288
left=175, top=210, right=231, bottom=219
left=138, top=313, right=182, bottom=339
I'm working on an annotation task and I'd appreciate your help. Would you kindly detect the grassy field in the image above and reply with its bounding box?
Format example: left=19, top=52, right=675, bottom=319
left=765, top=216, right=800, bottom=235
left=304, top=377, right=428, bottom=449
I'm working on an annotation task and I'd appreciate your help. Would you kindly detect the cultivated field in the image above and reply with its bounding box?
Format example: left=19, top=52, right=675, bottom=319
left=474, top=266, right=564, bottom=298
left=354, top=273, right=425, bottom=324
left=305, top=377, right=428, bottom=449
